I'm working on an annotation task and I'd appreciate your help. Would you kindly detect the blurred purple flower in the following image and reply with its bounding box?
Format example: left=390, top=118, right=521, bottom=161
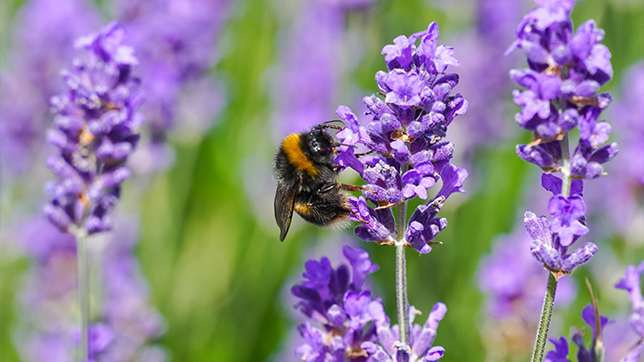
left=0, top=0, right=101, bottom=178
left=478, top=226, right=576, bottom=319
left=44, top=21, right=143, bottom=235
left=271, top=0, right=344, bottom=139
left=14, top=216, right=166, bottom=362
left=115, top=0, right=231, bottom=173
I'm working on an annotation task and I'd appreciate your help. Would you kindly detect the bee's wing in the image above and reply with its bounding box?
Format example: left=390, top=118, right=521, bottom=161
left=274, top=181, right=297, bottom=241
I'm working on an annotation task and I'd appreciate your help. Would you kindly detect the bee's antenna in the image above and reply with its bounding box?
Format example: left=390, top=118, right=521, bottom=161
left=314, top=120, right=345, bottom=131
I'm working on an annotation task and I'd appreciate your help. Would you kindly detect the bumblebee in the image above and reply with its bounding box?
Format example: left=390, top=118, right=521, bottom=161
left=273, top=124, right=360, bottom=241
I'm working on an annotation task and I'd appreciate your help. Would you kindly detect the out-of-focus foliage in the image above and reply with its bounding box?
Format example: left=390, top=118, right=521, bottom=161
left=0, top=0, right=642, bottom=361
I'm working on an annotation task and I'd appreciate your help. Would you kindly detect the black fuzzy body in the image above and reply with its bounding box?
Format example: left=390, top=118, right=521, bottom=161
left=273, top=127, right=351, bottom=241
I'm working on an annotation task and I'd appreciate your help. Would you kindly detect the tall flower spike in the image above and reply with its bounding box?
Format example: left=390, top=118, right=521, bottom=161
left=335, top=21, right=468, bottom=254
left=44, top=21, right=143, bottom=234
left=507, top=0, right=614, bottom=273
left=327, top=21, right=463, bottom=361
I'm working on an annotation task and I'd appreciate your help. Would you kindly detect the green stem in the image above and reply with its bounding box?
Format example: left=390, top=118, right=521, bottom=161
left=75, top=228, right=89, bottom=362
left=530, top=273, right=558, bottom=362
left=395, top=163, right=409, bottom=347
left=560, top=132, right=572, bottom=198
left=395, top=201, right=409, bottom=346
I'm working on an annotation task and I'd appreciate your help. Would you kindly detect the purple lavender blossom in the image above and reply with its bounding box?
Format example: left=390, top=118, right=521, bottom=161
left=545, top=337, right=570, bottom=362
left=334, top=22, right=468, bottom=254
left=508, top=0, right=615, bottom=272
left=291, top=246, right=446, bottom=361
left=44, top=21, right=143, bottom=235
left=291, top=246, right=381, bottom=360
left=0, top=0, right=101, bottom=178
left=508, top=0, right=615, bottom=175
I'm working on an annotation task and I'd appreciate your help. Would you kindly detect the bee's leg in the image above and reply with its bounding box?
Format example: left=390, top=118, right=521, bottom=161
left=354, top=150, right=374, bottom=157
left=338, top=184, right=378, bottom=194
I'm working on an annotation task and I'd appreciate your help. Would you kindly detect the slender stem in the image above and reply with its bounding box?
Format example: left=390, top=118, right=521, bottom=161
left=395, top=164, right=409, bottom=347
left=531, top=131, right=572, bottom=362
left=560, top=131, right=572, bottom=198
left=75, top=228, right=89, bottom=362
left=530, top=273, right=558, bottom=362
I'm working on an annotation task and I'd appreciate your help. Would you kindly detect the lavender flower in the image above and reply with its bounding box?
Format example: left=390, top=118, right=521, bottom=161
left=291, top=246, right=381, bottom=360
left=508, top=0, right=614, bottom=273
left=291, top=246, right=446, bottom=362
left=44, top=21, right=143, bottom=235
left=333, top=22, right=468, bottom=254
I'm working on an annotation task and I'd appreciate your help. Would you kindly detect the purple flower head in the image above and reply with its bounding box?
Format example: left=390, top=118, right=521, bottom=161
left=361, top=302, right=447, bottom=361
left=291, top=246, right=382, bottom=361
left=44, top=21, right=143, bottom=235
left=509, top=0, right=615, bottom=182
left=523, top=211, right=597, bottom=273
left=330, top=22, right=467, bottom=252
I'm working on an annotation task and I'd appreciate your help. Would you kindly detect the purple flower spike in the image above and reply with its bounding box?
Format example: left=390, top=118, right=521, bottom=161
left=509, top=0, right=616, bottom=186
left=291, top=247, right=382, bottom=361
left=44, top=21, right=143, bottom=234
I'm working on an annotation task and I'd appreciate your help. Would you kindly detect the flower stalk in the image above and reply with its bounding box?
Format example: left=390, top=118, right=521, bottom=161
left=75, top=228, right=89, bottom=362
left=395, top=198, right=409, bottom=346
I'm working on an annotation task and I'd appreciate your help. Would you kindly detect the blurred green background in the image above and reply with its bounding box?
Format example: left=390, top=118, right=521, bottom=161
left=1, top=0, right=643, bottom=361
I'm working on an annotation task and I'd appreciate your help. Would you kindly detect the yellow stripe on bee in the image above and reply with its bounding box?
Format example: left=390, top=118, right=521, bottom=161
left=282, top=133, right=319, bottom=177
